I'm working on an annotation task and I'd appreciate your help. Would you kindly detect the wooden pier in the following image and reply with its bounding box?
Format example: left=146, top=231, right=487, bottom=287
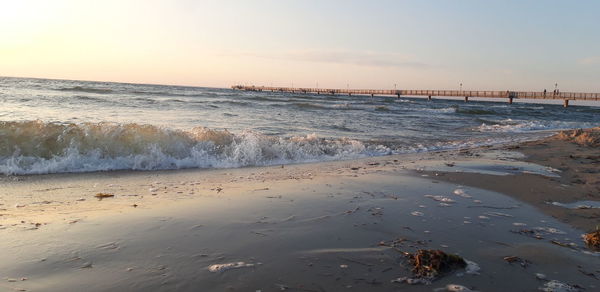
left=232, top=85, right=600, bottom=107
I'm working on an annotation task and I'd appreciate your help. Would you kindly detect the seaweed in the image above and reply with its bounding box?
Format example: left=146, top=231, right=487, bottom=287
left=94, top=193, right=114, bottom=199
left=582, top=229, right=600, bottom=251
left=409, top=249, right=467, bottom=279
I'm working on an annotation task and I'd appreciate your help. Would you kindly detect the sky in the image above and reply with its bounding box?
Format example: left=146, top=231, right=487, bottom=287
left=1, top=0, right=599, bottom=91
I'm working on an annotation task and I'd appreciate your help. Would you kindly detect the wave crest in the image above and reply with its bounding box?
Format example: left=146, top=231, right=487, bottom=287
left=0, top=121, right=376, bottom=175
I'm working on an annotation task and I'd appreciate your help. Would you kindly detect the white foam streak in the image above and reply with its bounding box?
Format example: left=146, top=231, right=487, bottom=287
left=478, top=119, right=596, bottom=133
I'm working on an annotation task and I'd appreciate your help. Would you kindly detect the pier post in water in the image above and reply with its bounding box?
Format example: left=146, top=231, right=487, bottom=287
left=509, top=97, right=513, bottom=104
left=428, top=95, right=432, bottom=101
left=563, top=99, right=569, bottom=108
left=464, top=96, right=469, bottom=102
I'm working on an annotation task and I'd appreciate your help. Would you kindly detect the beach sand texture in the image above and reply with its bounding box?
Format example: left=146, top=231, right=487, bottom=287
left=1, top=129, right=599, bottom=291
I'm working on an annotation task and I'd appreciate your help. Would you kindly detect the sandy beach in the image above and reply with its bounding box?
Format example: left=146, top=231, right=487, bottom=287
left=1, top=129, right=599, bottom=292
left=4, top=2, right=600, bottom=291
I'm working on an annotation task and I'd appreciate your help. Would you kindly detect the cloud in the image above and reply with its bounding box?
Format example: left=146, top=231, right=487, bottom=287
left=226, top=49, right=429, bottom=69
left=578, top=56, right=600, bottom=65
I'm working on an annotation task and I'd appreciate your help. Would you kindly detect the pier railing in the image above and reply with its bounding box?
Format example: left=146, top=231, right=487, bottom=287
left=232, top=85, right=600, bottom=107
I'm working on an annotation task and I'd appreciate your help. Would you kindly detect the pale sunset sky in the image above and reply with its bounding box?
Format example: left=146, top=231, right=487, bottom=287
left=1, top=0, right=599, bottom=91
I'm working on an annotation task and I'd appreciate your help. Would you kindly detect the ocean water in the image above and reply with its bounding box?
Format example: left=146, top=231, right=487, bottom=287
left=1, top=76, right=598, bottom=175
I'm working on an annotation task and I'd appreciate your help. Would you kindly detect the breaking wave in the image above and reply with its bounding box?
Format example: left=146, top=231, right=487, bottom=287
left=0, top=121, right=380, bottom=175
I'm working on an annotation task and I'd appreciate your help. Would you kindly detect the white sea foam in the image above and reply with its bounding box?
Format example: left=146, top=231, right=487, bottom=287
left=0, top=118, right=593, bottom=175
left=539, top=280, right=582, bottom=292
left=453, top=189, right=472, bottom=198
left=477, top=119, right=596, bottom=133
left=0, top=121, right=382, bottom=175
left=207, top=261, right=257, bottom=273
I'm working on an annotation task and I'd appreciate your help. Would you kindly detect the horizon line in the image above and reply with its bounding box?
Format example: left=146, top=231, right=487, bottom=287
left=1, top=75, right=596, bottom=93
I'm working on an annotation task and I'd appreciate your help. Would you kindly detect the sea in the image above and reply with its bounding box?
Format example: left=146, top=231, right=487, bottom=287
left=1, top=76, right=598, bottom=175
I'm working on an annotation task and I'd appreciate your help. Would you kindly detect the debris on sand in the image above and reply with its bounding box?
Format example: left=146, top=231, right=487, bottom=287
left=409, top=249, right=467, bottom=280
left=393, top=250, right=473, bottom=286
left=452, top=189, right=472, bottom=198
left=483, top=212, right=513, bottom=218
left=391, top=277, right=430, bottom=285
left=510, top=228, right=545, bottom=239
left=533, top=227, right=566, bottom=235
left=464, top=260, right=480, bottom=275
left=582, top=230, right=600, bottom=251
left=550, top=240, right=578, bottom=250
left=378, top=238, right=409, bottom=248
left=368, top=207, right=384, bottom=216
left=274, top=283, right=290, bottom=290
left=208, top=261, right=258, bottom=273
left=503, top=256, right=531, bottom=268
left=424, top=195, right=456, bottom=204
left=94, top=193, right=114, bottom=199
left=539, top=279, right=583, bottom=292
left=434, top=284, right=479, bottom=292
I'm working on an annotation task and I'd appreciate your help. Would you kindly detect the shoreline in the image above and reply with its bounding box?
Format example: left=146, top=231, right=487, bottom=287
left=1, top=128, right=599, bottom=291
left=1, top=129, right=598, bottom=232
left=421, top=127, right=600, bottom=232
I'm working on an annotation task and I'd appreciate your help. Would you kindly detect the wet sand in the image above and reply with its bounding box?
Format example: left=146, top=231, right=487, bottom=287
left=425, top=128, right=600, bottom=232
left=1, top=131, right=599, bottom=291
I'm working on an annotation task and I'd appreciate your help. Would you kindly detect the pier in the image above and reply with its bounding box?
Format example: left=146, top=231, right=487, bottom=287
left=232, top=85, right=600, bottom=107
